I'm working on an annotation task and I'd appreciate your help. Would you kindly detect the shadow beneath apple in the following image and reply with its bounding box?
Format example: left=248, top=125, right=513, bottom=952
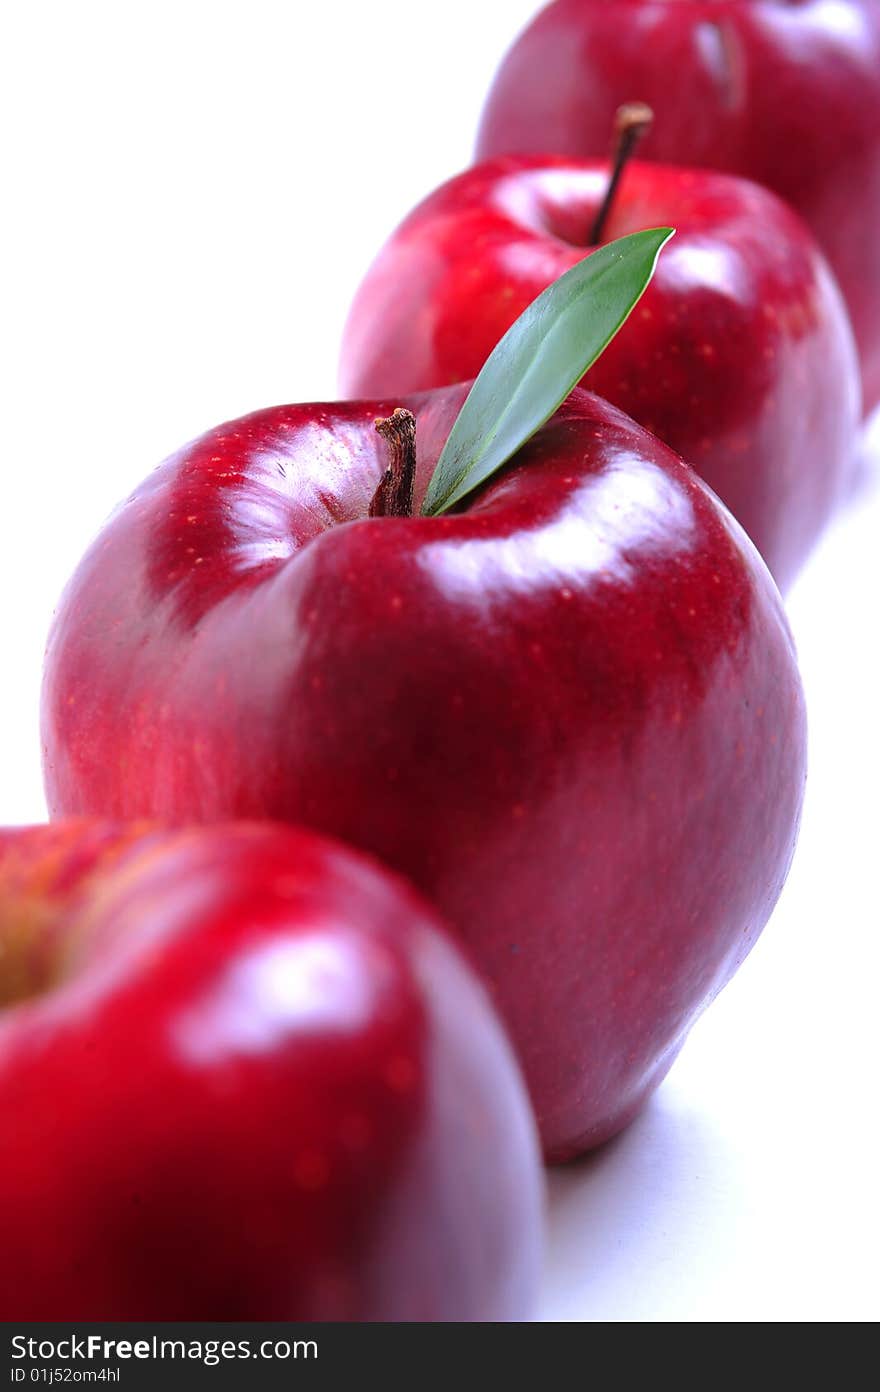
left=540, top=1087, right=737, bottom=1322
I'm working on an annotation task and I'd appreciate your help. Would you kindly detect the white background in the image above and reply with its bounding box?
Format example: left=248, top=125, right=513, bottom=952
left=1, top=2, right=878, bottom=1322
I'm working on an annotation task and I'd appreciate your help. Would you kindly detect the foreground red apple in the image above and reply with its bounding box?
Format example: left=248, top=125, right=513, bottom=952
left=475, top=0, right=880, bottom=414
left=340, top=154, right=859, bottom=590
left=41, top=376, right=807, bottom=1159
left=0, top=820, right=542, bottom=1319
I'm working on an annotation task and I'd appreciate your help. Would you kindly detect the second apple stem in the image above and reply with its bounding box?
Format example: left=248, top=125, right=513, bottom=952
left=370, top=408, right=418, bottom=518
left=589, top=102, right=654, bottom=245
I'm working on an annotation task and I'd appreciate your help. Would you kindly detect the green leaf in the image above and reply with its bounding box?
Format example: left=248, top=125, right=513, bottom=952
left=421, top=227, right=674, bottom=517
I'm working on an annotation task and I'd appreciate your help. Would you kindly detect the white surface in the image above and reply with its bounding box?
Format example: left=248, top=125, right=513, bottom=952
left=1, top=2, right=877, bottom=1323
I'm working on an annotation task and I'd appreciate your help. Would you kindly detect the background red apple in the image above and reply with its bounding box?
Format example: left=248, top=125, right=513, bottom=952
left=475, top=0, right=880, bottom=415
left=0, top=819, right=542, bottom=1320
left=340, top=155, right=859, bottom=591
left=41, top=384, right=807, bottom=1160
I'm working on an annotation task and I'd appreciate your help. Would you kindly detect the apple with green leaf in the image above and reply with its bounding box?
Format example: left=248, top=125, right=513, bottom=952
left=42, top=232, right=807, bottom=1159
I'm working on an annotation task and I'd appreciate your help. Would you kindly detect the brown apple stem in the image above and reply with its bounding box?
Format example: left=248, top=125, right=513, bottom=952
left=369, top=408, right=418, bottom=518
left=588, top=102, right=654, bottom=245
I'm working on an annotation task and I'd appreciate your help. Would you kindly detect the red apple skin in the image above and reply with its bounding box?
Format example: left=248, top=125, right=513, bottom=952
left=41, top=386, right=807, bottom=1159
left=340, top=156, right=860, bottom=592
left=474, top=0, right=880, bottom=414
left=0, top=820, right=542, bottom=1320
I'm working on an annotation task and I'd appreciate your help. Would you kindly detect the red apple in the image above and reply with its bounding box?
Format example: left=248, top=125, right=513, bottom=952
left=340, top=154, right=859, bottom=590
left=0, top=819, right=542, bottom=1319
left=41, top=384, right=807, bottom=1159
left=475, top=0, right=880, bottom=413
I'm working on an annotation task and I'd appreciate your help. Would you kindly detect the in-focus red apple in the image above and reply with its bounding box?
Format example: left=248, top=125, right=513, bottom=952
left=340, top=154, right=859, bottom=590
left=0, top=820, right=542, bottom=1319
left=41, top=384, right=807, bottom=1159
left=475, top=0, right=880, bottom=413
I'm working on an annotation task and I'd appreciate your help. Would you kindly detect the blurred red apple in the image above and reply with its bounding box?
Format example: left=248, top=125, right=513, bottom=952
left=341, top=154, right=859, bottom=589
left=475, top=0, right=880, bottom=413
left=0, top=820, right=542, bottom=1319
